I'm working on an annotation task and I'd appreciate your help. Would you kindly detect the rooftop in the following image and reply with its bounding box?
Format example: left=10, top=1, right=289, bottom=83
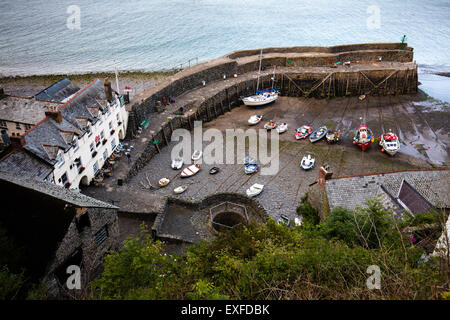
left=0, top=170, right=118, bottom=209
left=0, top=148, right=53, bottom=180
left=34, top=78, right=81, bottom=102
left=0, top=95, right=61, bottom=125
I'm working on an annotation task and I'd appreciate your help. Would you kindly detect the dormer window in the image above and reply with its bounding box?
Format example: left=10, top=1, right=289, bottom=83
left=87, top=124, right=92, bottom=137
left=72, top=137, right=79, bottom=152
left=56, top=152, right=65, bottom=168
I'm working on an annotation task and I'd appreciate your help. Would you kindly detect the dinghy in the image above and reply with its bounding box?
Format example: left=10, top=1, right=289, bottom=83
left=209, top=167, right=220, bottom=174
left=309, top=126, right=327, bottom=143
left=326, top=129, right=341, bottom=144
left=158, top=178, right=170, bottom=187
left=174, top=185, right=188, bottom=194
left=171, top=157, right=184, bottom=170
left=264, top=120, right=277, bottom=130
left=379, top=130, right=400, bottom=156
left=244, top=163, right=259, bottom=174
left=276, top=122, right=288, bottom=134
left=181, top=164, right=201, bottom=178
left=248, top=114, right=263, bottom=125
left=191, top=150, right=202, bottom=161
left=353, top=125, right=374, bottom=151
left=246, top=183, right=264, bottom=197
left=300, top=154, right=315, bottom=170
left=295, top=125, right=313, bottom=140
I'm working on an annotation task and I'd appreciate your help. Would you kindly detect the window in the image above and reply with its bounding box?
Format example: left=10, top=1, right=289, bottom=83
left=90, top=142, right=95, bottom=153
left=60, top=172, right=68, bottom=184
left=95, top=225, right=109, bottom=245
left=109, top=121, right=113, bottom=130
left=87, top=124, right=92, bottom=137
left=106, top=107, right=111, bottom=116
left=0, top=120, right=6, bottom=128
left=93, top=161, right=99, bottom=175
left=15, top=122, right=21, bottom=130
left=111, top=138, right=116, bottom=151
left=103, top=149, right=108, bottom=161
left=116, top=114, right=120, bottom=121
left=72, top=138, right=79, bottom=152
left=24, top=124, right=32, bottom=130
left=100, top=130, right=105, bottom=139
left=56, top=153, right=65, bottom=168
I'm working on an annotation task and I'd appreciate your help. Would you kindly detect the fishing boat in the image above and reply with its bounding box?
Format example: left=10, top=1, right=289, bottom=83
left=171, top=157, right=184, bottom=169
left=244, top=163, right=259, bottom=174
left=242, top=50, right=279, bottom=106
left=158, top=178, right=170, bottom=187
left=379, top=130, right=400, bottom=156
left=276, top=122, right=288, bottom=134
left=295, top=125, right=313, bottom=140
left=181, top=164, right=201, bottom=178
left=174, top=185, right=188, bottom=194
left=191, top=150, right=202, bottom=161
left=309, top=126, right=328, bottom=143
left=300, top=154, right=315, bottom=170
left=246, top=183, right=264, bottom=197
left=326, top=129, right=341, bottom=144
left=209, top=167, right=220, bottom=174
left=353, top=125, right=374, bottom=151
left=248, top=114, right=263, bottom=125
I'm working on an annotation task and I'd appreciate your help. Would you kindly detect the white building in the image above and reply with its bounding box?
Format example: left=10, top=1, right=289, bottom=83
left=0, top=78, right=128, bottom=190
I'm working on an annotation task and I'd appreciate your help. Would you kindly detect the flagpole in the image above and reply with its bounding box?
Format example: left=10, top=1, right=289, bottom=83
left=114, top=64, right=120, bottom=95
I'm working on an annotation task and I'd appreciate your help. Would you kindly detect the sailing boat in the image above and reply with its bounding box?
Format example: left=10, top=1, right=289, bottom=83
left=242, top=50, right=279, bottom=107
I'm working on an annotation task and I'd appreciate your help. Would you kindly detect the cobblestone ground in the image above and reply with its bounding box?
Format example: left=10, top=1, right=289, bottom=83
left=84, top=94, right=449, bottom=241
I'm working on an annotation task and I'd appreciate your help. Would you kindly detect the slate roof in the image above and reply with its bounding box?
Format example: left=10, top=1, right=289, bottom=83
left=325, top=169, right=450, bottom=214
left=34, top=78, right=81, bottom=102
left=0, top=149, right=53, bottom=180
left=0, top=96, right=60, bottom=125
left=23, top=79, right=108, bottom=165
left=0, top=171, right=118, bottom=209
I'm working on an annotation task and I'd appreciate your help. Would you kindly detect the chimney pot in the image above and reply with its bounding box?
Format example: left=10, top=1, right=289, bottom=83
left=45, top=105, right=63, bottom=123
left=318, top=165, right=333, bottom=188
left=104, top=77, right=113, bottom=102
left=10, top=133, right=25, bottom=148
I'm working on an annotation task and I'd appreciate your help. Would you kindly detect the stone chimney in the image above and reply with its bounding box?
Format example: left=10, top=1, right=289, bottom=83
left=45, top=105, right=62, bottom=123
left=318, top=165, right=333, bottom=188
left=9, top=132, right=26, bottom=149
left=104, top=77, right=113, bottom=102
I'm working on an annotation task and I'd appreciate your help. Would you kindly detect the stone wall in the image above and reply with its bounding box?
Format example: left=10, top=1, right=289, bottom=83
left=43, top=207, right=119, bottom=299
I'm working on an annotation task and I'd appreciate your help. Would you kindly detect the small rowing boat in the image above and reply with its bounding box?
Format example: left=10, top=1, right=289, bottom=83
left=276, top=122, right=288, bottom=134
left=191, top=150, right=202, bottom=161
left=171, top=157, right=183, bottom=169
left=300, top=154, right=315, bottom=170
left=174, top=185, right=188, bottom=194
left=264, top=120, right=277, bottom=130
left=248, top=114, right=263, bottom=125
left=209, top=167, right=220, bottom=174
left=158, top=178, right=170, bottom=187
left=181, top=164, right=201, bottom=178
left=309, top=126, right=327, bottom=143
left=244, top=163, right=259, bottom=174
left=246, top=183, right=264, bottom=197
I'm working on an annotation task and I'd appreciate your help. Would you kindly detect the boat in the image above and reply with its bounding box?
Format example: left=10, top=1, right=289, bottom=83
left=246, top=183, right=264, bottom=197
left=300, top=154, right=315, bottom=170
left=277, top=214, right=290, bottom=226
left=242, top=51, right=279, bottom=106
left=191, top=150, right=202, bottom=161
left=248, top=114, right=263, bottom=125
left=309, top=126, right=328, bottom=143
left=379, top=130, right=400, bottom=156
left=264, top=120, right=277, bottom=130
left=326, top=129, right=341, bottom=144
left=244, top=163, right=259, bottom=174
left=359, top=95, right=366, bottom=101
left=353, top=125, right=374, bottom=151
left=276, top=122, right=288, bottom=134
left=171, top=157, right=184, bottom=169
left=295, top=125, right=313, bottom=140
left=244, top=156, right=257, bottom=165
left=209, top=167, right=220, bottom=174
left=181, top=164, right=201, bottom=178
left=294, top=217, right=302, bottom=226
left=158, top=178, right=170, bottom=187
left=174, top=185, right=188, bottom=194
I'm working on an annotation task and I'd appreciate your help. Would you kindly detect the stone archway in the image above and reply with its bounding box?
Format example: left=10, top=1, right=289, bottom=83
left=79, top=176, right=89, bottom=189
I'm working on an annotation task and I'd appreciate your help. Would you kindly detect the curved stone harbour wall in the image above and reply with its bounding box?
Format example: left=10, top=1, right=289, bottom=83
left=123, top=43, right=417, bottom=182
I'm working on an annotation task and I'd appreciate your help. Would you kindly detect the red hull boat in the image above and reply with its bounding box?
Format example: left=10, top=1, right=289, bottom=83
left=353, top=125, right=374, bottom=151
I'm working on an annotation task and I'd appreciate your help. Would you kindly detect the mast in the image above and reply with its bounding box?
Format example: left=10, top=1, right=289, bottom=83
left=114, top=64, right=120, bottom=95
left=256, top=49, right=262, bottom=92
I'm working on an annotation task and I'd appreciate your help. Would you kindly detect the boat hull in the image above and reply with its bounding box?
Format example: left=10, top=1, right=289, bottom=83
left=354, top=141, right=372, bottom=151
left=243, top=94, right=278, bottom=106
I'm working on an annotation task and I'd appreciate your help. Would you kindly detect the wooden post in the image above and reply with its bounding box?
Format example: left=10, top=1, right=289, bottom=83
left=162, top=125, right=169, bottom=146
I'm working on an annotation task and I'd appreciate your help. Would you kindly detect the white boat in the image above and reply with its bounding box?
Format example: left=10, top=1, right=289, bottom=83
left=171, top=157, right=184, bottom=169
left=181, top=164, right=201, bottom=178
left=244, top=163, right=259, bottom=174
left=158, top=178, right=170, bottom=187
left=248, top=114, right=263, bottom=125
left=300, top=154, right=315, bottom=170
left=276, top=122, right=288, bottom=134
left=244, top=156, right=257, bottom=165
left=174, top=185, right=188, bottom=194
left=264, top=120, right=277, bottom=130
left=246, top=183, right=264, bottom=197
left=294, top=217, right=302, bottom=226
left=242, top=50, right=279, bottom=106
left=191, top=150, right=202, bottom=161
left=379, top=130, right=400, bottom=156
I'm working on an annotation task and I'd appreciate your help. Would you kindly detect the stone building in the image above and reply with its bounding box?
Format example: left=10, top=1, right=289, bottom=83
left=0, top=78, right=129, bottom=190
left=0, top=171, right=119, bottom=299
